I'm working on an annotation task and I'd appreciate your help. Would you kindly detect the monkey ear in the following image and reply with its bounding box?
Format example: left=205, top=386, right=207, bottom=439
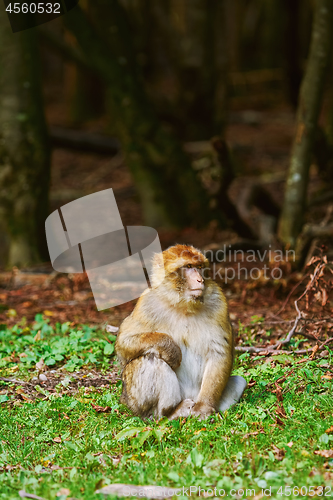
left=151, top=252, right=166, bottom=287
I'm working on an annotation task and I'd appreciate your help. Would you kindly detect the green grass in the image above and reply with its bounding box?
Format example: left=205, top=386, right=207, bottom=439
left=0, top=317, right=333, bottom=499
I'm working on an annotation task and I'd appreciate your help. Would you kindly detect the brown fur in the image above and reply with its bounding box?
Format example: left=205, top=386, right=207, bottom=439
left=115, top=244, right=235, bottom=420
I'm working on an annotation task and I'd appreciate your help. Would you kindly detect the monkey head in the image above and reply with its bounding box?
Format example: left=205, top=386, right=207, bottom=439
left=151, top=244, right=210, bottom=308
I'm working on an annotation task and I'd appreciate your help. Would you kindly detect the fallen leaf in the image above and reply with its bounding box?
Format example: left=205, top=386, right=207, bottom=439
left=53, top=437, right=62, bottom=443
left=286, top=441, right=293, bottom=448
left=274, top=383, right=283, bottom=402
left=112, top=456, right=121, bottom=466
left=91, top=403, right=111, bottom=413
left=276, top=404, right=287, bottom=419
left=326, top=426, right=333, bottom=434
left=95, top=479, right=104, bottom=491
left=314, top=450, right=333, bottom=458
left=22, top=301, right=33, bottom=308
left=310, top=344, right=319, bottom=360
left=18, top=392, right=32, bottom=402
left=6, top=309, right=17, bottom=318
left=272, top=445, right=285, bottom=461
left=194, top=428, right=206, bottom=435
left=18, top=353, right=27, bottom=358
left=321, top=288, right=328, bottom=306
left=34, top=331, right=41, bottom=342
left=307, top=256, right=321, bottom=267
left=56, top=488, right=70, bottom=497
left=41, top=459, right=51, bottom=468
left=44, top=310, right=54, bottom=316
left=242, top=431, right=259, bottom=439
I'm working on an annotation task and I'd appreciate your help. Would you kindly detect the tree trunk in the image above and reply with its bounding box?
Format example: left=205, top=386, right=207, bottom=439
left=278, top=0, right=333, bottom=248
left=64, top=3, right=212, bottom=228
left=283, top=0, right=302, bottom=108
left=0, top=6, right=50, bottom=267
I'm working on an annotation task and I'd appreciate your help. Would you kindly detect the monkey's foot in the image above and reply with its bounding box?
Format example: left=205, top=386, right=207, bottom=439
left=191, top=402, right=215, bottom=420
left=169, top=399, right=195, bottom=419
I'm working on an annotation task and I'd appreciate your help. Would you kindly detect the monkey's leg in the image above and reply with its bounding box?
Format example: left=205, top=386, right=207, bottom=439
left=121, top=355, right=182, bottom=419
left=218, top=375, right=247, bottom=413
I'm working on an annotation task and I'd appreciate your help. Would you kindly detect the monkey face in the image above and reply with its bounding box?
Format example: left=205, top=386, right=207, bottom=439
left=180, top=264, right=205, bottom=300
left=152, top=244, right=210, bottom=307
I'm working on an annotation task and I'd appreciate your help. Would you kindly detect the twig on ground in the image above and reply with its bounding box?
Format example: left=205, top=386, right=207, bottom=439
left=0, top=377, right=34, bottom=387
left=235, top=336, right=333, bottom=356
left=269, top=300, right=303, bottom=350
left=19, top=491, right=46, bottom=500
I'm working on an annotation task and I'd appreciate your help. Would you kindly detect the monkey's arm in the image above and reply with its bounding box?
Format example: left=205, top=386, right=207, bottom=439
left=115, top=331, right=182, bottom=371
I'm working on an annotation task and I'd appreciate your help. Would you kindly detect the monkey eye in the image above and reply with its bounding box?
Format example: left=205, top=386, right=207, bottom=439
left=186, top=264, right=192, bottom=268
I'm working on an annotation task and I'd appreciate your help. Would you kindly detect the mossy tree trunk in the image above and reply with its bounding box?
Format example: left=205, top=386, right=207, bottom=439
left=278, top=0, right=333, bottom=248
left=0, top=6, right=50, bottom=267
left=64, top=3, right=212, bottom=228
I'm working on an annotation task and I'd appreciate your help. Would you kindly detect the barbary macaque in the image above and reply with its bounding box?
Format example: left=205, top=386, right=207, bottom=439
left=115, top=244, right=247, bottom=420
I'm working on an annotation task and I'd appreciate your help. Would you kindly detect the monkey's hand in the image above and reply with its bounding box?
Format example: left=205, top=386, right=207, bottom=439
left=116, top=332, right=182, bottom=371
left=169, top=399, right=195, bottom=420
left=143, top=333, right=182, bottom=371
left=191, top=401, right=216, bottom=420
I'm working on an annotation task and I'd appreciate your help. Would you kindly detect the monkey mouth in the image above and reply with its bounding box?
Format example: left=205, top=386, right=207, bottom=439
left=189, top=288, right=204, bottom=296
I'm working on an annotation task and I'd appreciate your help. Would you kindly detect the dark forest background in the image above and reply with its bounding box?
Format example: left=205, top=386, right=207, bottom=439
left=1, top=0, right=333, bottom=270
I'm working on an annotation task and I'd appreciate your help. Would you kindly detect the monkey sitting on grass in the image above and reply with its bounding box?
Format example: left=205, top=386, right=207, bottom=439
left=115, top=244, right=247, bottom=420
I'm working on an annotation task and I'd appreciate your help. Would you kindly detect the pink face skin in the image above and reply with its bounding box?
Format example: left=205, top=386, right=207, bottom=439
left=183, top=267, right=204, bottom=299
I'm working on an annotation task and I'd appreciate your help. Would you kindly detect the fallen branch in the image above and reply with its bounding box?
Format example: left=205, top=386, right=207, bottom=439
left=235, top=337, right=333, bottom=356
left=19, top=491, right=46, bottom=500
left=0, top=377, right=34, bottom=387
left=50, top=127, right=120, bottom=155
left=241, top=316, right=333, bottom=328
